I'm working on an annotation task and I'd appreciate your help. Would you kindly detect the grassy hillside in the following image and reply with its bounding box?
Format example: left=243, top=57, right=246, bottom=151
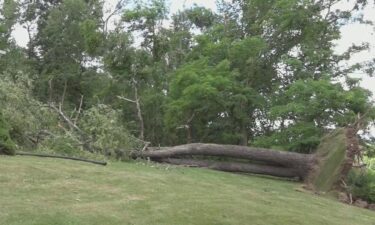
left=0, top=156, right=374, bottom=225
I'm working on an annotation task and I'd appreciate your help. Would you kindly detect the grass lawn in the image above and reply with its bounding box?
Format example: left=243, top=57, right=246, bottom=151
left=0, top=156, right=374, bottom=225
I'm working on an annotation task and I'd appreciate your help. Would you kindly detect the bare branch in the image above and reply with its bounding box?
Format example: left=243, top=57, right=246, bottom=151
left=117, top=95, right=136, bottom=103
left=49, top=103, right=84, bottom=135
left=48, top=79, right=53, bottom=103
left=187, top=111, right=196, bottom=124
left=60, top=80, right=68, bottom=111
left=74, top=95, right=84, bottom=126
left=103, top=0, right=127, bottom=34
left=142, top=142, right=151, bottom=152
left=133, top=84, right=144, bottom=141
left=117, top=83, right=145, bottom=141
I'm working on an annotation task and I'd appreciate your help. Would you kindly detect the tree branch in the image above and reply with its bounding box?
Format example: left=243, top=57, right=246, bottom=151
left=117, top=95, right=136, bottom=103
left=49, top=103, right=84, bottom=135
left=103, top=0, right=127, bottom=34
left=74, top=95, right=84, bottom=126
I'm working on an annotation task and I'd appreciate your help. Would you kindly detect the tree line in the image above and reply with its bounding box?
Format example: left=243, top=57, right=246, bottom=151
left=1, top=0, right=375, bottom=157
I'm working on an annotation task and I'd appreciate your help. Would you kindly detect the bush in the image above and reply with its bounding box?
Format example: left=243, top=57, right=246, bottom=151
left=0, top=113, right=16, bottom=155
left=347, top=169, right=375, bottom=203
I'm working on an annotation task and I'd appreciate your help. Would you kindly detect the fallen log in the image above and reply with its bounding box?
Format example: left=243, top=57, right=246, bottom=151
left=132, top=143, right=314, bottom=172
left=15, top=152, right=107, bottom=166
left=133, top=128, right=359, bottom=191
left=155, top=158, right=300, bottom=178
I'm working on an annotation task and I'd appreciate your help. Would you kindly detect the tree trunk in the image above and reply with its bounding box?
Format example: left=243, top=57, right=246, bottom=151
left=156, top=158, right=301, bottom=178
left=240, top=125, right=248, bottom=146
left=132, top=128, right=358, bottom=191
left=132, top=143, right=314, bottom=179
left=134, top=143, right=313, bottom=170
left=134, top=84, right=144, bottom=141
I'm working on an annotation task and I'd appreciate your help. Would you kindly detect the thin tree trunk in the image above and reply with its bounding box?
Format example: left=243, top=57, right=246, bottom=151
left=240, top=125, right=248, bottom=146
left=186, top=112, right=195, bottom=143
left=118, top=80, right=145, bottom=141
left=134, top=84, right=144, bottom=141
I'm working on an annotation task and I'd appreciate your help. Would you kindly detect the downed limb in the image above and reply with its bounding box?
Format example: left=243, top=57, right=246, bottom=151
left=46, top=81, right=94, bottom=152
left=49, top=103, right=85, bottom=135
left=16, top=152, right=107, bottom=166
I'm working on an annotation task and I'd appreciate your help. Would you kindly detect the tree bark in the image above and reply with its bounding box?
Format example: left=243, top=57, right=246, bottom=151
left=156, top=158, right=301, bottom=178
left=134, top=143, right=313, bottom=170
left=133, top=128, right=358, bottom=190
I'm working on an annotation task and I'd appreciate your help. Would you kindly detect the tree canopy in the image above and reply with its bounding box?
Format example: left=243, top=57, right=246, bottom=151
left=0, top=0, right=374, bottom=156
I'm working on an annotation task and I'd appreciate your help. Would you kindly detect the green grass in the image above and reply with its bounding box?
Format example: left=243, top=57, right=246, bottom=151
left=0, top=156, right=374, bottom=225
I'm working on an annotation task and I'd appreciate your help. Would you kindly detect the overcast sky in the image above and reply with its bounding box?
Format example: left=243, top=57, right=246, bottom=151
left=11, top=0, right=375, bottom=97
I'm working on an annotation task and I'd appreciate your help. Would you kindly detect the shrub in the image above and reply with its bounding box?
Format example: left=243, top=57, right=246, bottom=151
left=347, top=169, right=375, bottom=203
left=0, top=113, right=16, bottom=155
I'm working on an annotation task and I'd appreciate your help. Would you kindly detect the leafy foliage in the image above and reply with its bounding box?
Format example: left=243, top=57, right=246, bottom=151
left=365, top=157, right=375, bottom=171
left=0, top=112, right=16, bottom=155
left=0, top=73, right=57, bottom=148
left=347, top=169, right=375, bottom=203
left=0, top=0, right=17, bottom=49
left=0, top=0, right=374, bottom=160
left=80, top=104, right=144, bottom=158
left=30, top=0, right=104, bottom=103
left=254, top=79, right=374, bottom=152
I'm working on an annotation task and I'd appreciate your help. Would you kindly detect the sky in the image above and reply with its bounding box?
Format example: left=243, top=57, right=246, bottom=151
left=11, top=0, right=375, bottom=96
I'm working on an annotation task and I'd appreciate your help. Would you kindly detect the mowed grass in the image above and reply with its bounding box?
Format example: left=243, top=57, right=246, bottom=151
left=0, top=156, right=374, bottom=225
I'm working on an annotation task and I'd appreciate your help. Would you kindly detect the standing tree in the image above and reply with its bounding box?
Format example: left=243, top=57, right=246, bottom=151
left=165, top=0, right=375, bottom=150
left=21, top=0, right=104, bottom=107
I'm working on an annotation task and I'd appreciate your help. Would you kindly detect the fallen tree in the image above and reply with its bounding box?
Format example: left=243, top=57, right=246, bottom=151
left=132, top=127, right=359, bottom=191
left=134, top=144, right=313, bottom=178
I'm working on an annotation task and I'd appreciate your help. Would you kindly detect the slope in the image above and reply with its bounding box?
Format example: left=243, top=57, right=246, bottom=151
left=0, top=156, right=374, bottom=225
